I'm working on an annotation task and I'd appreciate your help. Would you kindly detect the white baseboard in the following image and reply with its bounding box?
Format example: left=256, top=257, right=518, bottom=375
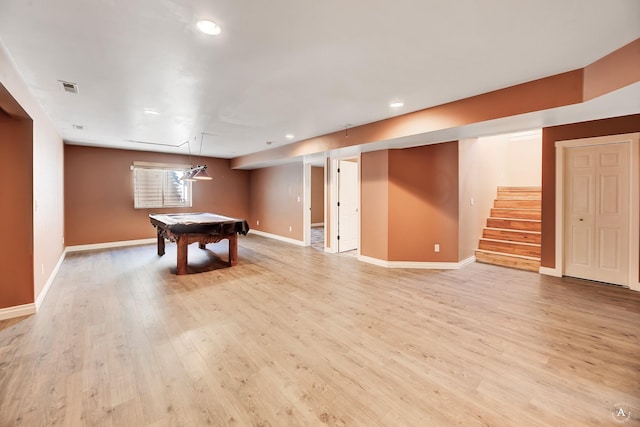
left=66, top=238, right=156, bottom=253
left=0, top=249, right=67, bottom=321
left=358, top=255, right=476, bottom=270
left=539, top=266, right=562, bottom=277
left=0, top=303, right=36, bottom=321
left=248, top=229, right=305, bottom=246
left=311, top=223, right=324, bottom=227
left=35, top=249, right=68, bottom=310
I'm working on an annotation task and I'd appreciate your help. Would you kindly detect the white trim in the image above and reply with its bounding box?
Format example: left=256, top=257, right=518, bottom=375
left=132, top=161, right=191, bottom=169
left=555, top=132, right=640, bottom=290
left=0, top=303, right=36, bottom=321
left=35, top=250, right=67, bottom=310
left=311, top=222, right=324, bottom=227
left=331, top=155, right=361, bottom=255
left=539, top=266, right=562, bottom=277
left=66, top=238, right=156, bottom=253
left=358, top=255, right=476, bottom=270
left=248, top=229, right=305, bottom=246
left=303, top=163, right=311, bottom=246
left=329, top=158, right=338, bottom=253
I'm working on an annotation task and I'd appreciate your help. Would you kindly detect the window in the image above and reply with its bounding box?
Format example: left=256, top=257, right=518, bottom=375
left=133, top=163, right=192, bottom=209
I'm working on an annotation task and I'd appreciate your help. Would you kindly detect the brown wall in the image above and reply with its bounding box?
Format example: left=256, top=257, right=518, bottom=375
left=361, top=150, right=390, bottom=260
left=541, top=114, right=640, bottom=271
left=388, top=142, right=459, bottom=262
left=360, top=143, right=459, bottom=263
left=311, top=166, right=324, bottom=224
left=0, top=117, right=34, bottom=308
left=249, top=162, right=304, bottom=241
left=64, top=145, right=250, bottom=246
left=583, top=38, right=640, bottom=100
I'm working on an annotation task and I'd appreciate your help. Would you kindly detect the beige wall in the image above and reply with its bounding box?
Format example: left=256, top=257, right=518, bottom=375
left=311, top=166, right=324, bottom=224
left=505, top=135, right=541, bottom=186
left=458, top=133, right=542, bottom=260
left=249, top=162, right=304, bottom=241
left=64, top=145, right=250, bottom=246
left=471, top=133, right=542, bottom=187
left=0, top=43, right=65, bottom=310
left=458, top=138, right=498, bottom=261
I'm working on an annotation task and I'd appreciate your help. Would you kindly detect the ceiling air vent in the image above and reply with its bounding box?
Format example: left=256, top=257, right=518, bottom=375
left=72, top=124, right=84, bottom=130
left=59, top=80, right=78, bottom=94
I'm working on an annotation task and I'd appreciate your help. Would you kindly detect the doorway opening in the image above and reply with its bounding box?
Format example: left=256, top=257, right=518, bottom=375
left=310, top=164, right=325, bottom=251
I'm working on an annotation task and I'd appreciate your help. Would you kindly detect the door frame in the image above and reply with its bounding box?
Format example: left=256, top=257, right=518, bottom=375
left=303, top=163, right=311, bottom=246
left=303, top=155, right=328, bottom=248
left=554, top=132, right=640, bottom=290
left=328, top=154, right=361, bottom=254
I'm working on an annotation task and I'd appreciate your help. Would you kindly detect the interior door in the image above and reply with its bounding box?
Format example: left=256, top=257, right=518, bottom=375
left=564, top=142, right=630, bottom=286
left=338, top=159, right=359, bottom=252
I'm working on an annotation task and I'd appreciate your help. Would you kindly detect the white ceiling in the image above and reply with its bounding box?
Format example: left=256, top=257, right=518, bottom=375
left=0, top=0, right=639, bottom=162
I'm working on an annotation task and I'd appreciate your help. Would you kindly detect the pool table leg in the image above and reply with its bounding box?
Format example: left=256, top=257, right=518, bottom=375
left=176, top=236, right=188, bottom=275
left=229, top=233, right=238, bottom=266
left=157, top=229, right=165, bottom=256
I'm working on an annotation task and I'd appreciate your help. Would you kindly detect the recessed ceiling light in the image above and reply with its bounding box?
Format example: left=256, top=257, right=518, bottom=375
left=197, top=20, right=221, bottom=36
left=285, top=133, right=295, bottom=140
left=390, top=101, right=404, bottom=108
left=143, top=108, right=160, bottom=115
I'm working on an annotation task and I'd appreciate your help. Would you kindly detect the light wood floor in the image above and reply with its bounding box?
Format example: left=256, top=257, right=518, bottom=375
left=1, top=234, right=639, bottom=426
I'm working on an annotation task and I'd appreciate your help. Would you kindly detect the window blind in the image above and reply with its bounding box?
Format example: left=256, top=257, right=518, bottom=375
left=133, top=165, right=192, bottom=209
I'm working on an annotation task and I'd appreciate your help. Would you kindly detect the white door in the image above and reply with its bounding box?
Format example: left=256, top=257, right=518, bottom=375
left=338, top=160, right=359, bottom=252
left=564, top=142, right=630, bottom=286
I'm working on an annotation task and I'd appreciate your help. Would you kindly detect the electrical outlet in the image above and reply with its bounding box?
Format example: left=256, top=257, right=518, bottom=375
left=289, top=226, right=292, bottom=232
left=256, top=220, right=260, bottom=226
left=434, top=244, right=440, bottom=253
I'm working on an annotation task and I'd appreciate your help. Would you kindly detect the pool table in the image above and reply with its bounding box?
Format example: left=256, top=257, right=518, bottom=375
left=149, top=213, right=250, bottom=274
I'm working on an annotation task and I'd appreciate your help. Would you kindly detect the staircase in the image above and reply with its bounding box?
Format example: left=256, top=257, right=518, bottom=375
left=475, top=186, right=541, bottom=272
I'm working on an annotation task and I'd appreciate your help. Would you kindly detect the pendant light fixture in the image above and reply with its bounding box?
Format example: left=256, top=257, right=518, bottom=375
left=193, top=165, right=212, bottom=180
left=181, top=168, right=197, bottom=181
left=180, top=133, right=212, bottom=181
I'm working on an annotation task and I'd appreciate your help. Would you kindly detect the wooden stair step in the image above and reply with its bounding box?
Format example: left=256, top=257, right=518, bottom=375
left=497, top=186, right=542, bottom=200
left=483, top=228, right=541, bottom=244
left=496, top=191, right=542, bottom=200
left=494, top=199, right=541, bottom=208
left=487, top=218, right=541, bottom=232
left=478, top=238, right=541, bottom=257
left=490, top=208, right=541, bottom=220
left=497, top=186, right=541, bottom=192
left=476, top=186, right=543, bottom=272
left=475, top=249, right=540, bottom=272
